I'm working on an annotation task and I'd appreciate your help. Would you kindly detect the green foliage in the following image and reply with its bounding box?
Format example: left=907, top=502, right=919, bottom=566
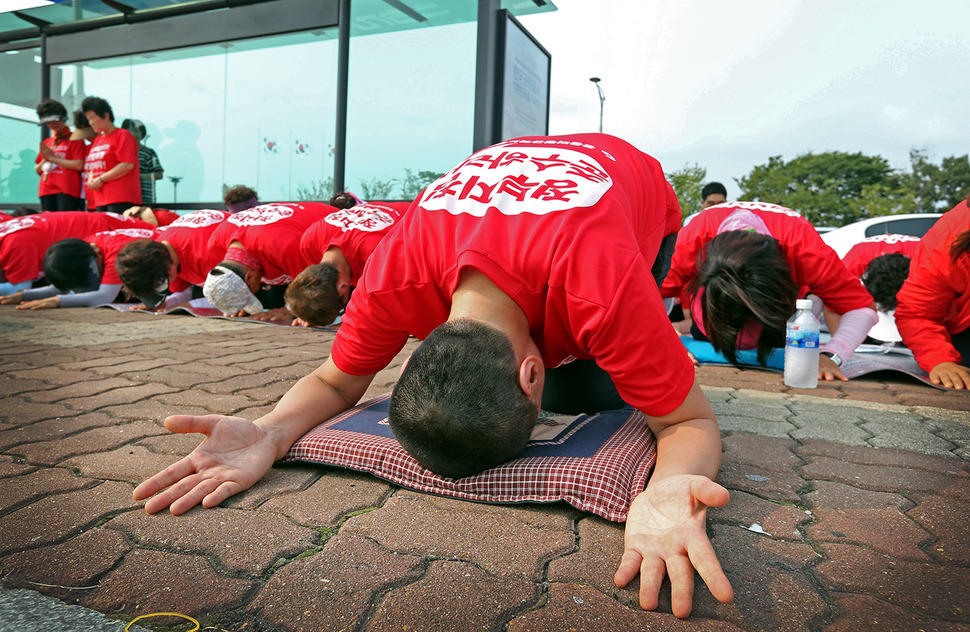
left=737, top=152, right=893, bottom=226
left=735, top=150, right=970, bottom=227
left=295, top=177, right=335, bottom=202
left=399, top=168, right=445, bottom=201
left=666, top=163, right=707, bottom=219
left=360, top=177, right=396, bottom=201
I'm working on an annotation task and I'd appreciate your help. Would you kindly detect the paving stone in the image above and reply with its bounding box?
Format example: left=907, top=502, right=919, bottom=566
left=0, top=398, right=83, bottom=425
left=708, top=490, right=810, bottom=541
left=250, top=533, right=424, bottom=632
left=60, top=382, right=181, bottom=411
left=507, top=582, right=745, bottom=632
left=797, top=438, right=970, bottom=473
left=95, top=398, right=209, bottom=423
left=0, top=529, right=132, bottom=603
left=694, top=526, right=825, bottom=630
left=368, top=560, right=539, bottom=632
left=24, top=377, right=134, bottom=404
left=11, top=420, right=167, bottom=466
left=546, top=516, right=638, bottom=607
left=814, top=544, right=970, bottom=622
left=860, top=417, right=960, bottom=456
left=107, top=506, right=319, bottom=575
left=0, top=587, right=150, bottom=632
left=0, top=412, right=120, bottom=451
left=821, top=593, right=970, bottom=632
left=720, top=433, right=802, bottom=473
left=342, top=494, right=575, bottom=578
left=231, top=380, right=295, bottom=405
left=134, top=432, right=203, bottom=457
left=0, top=456, right=35, bottom=478
left=801, top=480, right=915, bottom=511
left=805, top=506, right=933, bottom=561
left=63, top=445, right=179, bottom=483
left=258, top=470, right=394, bottom=528
left=788, top=416, right=873, bottom=446
left=107, top=365, right=226, bottom=389
left=0, top=376, right=56, bottom=398
left=716, top=460, right=807, bottom=503
left=80, top=548, right=255, bottom=620
left=715, top=414, right=796, bottom=438
left=84, top=357, right=181, bottom=377
left=8, top=366, right=105, bottom=386
left=0, top=481, right=139, bottom=555
left=906, top=495, right=970, bottom=565
left=151, top=389, right=258, bottom=415
left=798, top=455, right=970, bottom=501
left=223, top=464, right=322, bottom=511
left=393, top=489, right=581, bottom=531
left=197, top=371, right=288, bottom=395
left=3, top=465, right=93, bottom=508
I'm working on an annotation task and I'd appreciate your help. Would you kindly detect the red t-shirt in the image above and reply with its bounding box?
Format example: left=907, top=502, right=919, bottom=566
left=0, top=212, right=152, bottom=284
left=87, top=228, right=158, bottom=285
left=662, top=202, right=873, bottom=314
left=152, top=209, right=181, bottom=227
left=895, top=202, right=970, bottom=371
left=331, top=133, right=692, bottom=417
left=299, top=201, right=410, bottom=284
left=841, top=234, right=920, bottom=278
left=86, top=128, right=142, bottom=208
left=208, top=202, right=334, bottom=284
left=36, top=132, right=85, bottom=198
left=155, top=210, right=231, bottom=288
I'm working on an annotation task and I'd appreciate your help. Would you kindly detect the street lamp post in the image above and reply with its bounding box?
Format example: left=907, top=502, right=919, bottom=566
left=589, top=77, right=605, bottom=133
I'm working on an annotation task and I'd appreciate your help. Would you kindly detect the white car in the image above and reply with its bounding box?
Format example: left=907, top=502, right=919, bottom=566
left=821, top=213, right=942, bottom=257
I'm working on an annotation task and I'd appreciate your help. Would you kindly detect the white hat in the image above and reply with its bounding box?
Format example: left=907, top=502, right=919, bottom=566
left=868, top=309, right=902, bottom=343
left=203, top=265, right=263, bottom=315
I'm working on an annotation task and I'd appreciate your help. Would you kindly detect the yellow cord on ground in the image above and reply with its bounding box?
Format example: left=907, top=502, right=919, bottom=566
left=125, top=612, right=200, bottom=631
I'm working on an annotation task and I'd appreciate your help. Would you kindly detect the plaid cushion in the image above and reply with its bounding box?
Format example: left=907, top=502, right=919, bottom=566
left=284, top=394, right=656, bottom=522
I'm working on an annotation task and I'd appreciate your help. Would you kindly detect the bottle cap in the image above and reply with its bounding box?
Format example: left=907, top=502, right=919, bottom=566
left=795, top=299, right=813, bottom=310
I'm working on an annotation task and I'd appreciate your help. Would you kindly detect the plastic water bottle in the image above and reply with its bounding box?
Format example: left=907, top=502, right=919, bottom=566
left=784, top=299, right=820, bottom=388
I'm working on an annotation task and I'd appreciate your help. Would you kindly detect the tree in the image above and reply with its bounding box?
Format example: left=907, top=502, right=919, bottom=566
left=666, top=163, right=707, bottom=220
left=360, top=177, right=396, bottom=201
left=736, top=151, right=894, bottom=227
left=399, top=168, right=444, bottom=201
left=902, top=149, right=970, bottom=213
left=295, top=177, right=335, bottom=202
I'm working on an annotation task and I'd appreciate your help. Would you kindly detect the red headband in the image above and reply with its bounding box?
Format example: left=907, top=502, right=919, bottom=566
left=224, top=247, right=262, bottom=272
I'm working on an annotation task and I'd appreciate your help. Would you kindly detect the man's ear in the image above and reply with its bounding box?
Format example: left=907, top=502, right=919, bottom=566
left=336, top=279, right=352, bottom=304
left=518, top=354, right=544, bottom=401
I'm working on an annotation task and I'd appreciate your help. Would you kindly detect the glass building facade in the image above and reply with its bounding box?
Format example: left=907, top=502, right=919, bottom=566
left=0, top=0, right=553, bottom=208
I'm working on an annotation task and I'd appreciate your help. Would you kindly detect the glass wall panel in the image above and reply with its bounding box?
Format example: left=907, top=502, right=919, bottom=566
left=0, top=46, right=42, bottom=206
left=346, top=0, right=477, bottom=202
left=52, top=30, right=337, bottom=205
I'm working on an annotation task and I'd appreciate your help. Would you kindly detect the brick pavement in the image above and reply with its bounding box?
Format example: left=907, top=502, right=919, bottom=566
left=1, top=306, right=969, bottom=631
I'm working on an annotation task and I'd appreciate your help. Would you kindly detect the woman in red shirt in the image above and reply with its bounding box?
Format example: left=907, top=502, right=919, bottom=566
left=895, top=198, right=970, bottom=389
left=81, top=96, right=142, bottom=214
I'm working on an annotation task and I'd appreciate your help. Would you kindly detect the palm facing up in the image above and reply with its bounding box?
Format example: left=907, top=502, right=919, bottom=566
left=614, top=474, right=733, bottom=619
left=133, top=415, right=278, bottom=515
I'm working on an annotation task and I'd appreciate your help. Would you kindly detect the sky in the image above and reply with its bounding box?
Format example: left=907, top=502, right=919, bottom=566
left=518, top=0, right=970, bottom=199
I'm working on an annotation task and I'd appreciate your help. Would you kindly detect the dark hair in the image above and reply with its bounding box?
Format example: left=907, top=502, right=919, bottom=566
left=80, top=96, right=113, bottom=122
left=213, top=260, right=249, bottom=278
left=950, top=227, right=970, bottom=263
left=72, top=110, right=91, bottom=130
left=116, top=240, right=172, bottom=296
left=224, top=185, right=259, bottom=206
left=862, top=253, right=910, bottom=310
left=690, top=231, right=796, bottom=366
left=43, top=239, right=99, bottom=292
left=329, top=192, right=357, bottom=209
left=36, top=98, right=68, bottom=121
left=120, top=118, right=146, bottom=140
left=283, top=263, right=343, bottom=327
left=701, top=182, right=727, bottom=200
left=11, top=206, right=40, bottom=217
left=388, top=319, right=538, bottom=478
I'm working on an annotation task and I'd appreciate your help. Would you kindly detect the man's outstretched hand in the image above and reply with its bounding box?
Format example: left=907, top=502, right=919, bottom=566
left=133, top=415, right=278, bottom=515
left=614, top=474, right=733, bottom=619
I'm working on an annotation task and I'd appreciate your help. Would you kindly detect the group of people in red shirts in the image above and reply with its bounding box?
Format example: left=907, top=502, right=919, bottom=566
left=4, top=132, right=969, bottom=618
left=35, top=97, right=144, bottom=215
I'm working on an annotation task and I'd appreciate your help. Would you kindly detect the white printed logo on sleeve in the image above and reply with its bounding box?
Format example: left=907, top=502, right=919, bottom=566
left=0, top=217, right=38, bottom=238
left=166, top=209, right=228, bottom=229
left=227, top=204, right=294, bottom=227
left=859, top=234, right=921, bottom=245
left=324, top=204, right=397, bottom=232
left=93, top=229, right=156, bottom=239
left=419, top=146, right=613, bottom=217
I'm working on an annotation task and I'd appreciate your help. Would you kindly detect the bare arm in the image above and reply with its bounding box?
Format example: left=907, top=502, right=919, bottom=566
left=614, top=378, right=732, bottom=618
left=134, top=358, right=376, bottom=514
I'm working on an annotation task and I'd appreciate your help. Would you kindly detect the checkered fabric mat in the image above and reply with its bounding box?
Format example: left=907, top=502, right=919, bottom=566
left=285, top=394, right=657, bottom=522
